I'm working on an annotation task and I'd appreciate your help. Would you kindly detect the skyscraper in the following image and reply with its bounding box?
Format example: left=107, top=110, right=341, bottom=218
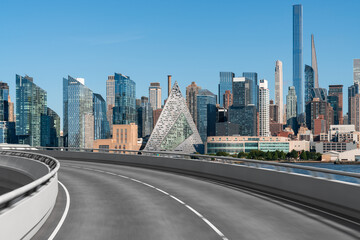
left=328, top=85, right=343, bottom=125
left=354, top=59, right=360, bottom=84
left=137, top=96, right=153, bottom=138
left=348, top=84, right=359, bottom=125
left=218, top=72, right=234, bottom=107
left=63, top=76, right=94, bottom=148
left=0, top=82, right=9, bottom=122
left=286, top=86, right=298, bottom=133
left=311, top=34, right=319, bottom=88
left=196, top=89, right=217, bottom=142
left=41, top=107, right=60, bottom=147
left=306, top=98, right=333, bottom=133
left=242, top=72, right=258, bottom=107
left=106, top=75, right=115, bottom=135
left=304, top=65, right=314, bottom=104
left=275, top=61, right=283, bottom=123
left=223, top=90, right=233, bottom=109
left=113, top=73, right=136, bottom=125
left=16, top=75, right=47, bottom=146
left=149, top=82, right=162, bottom=110
left=93, top=93, right=110, bottom=140
left=293, top=4, right=303, bottom=115
left=259, top=79, right=270, bottom=137
left=186, top=82, right=201, bottom=125
left=0, top=82, right=15, bottom=144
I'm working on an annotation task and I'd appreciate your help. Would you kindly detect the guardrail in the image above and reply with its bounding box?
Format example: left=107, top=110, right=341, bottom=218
left=0, top=150, right=60, bottom=240
left=36, top=146, right=360, bottom=184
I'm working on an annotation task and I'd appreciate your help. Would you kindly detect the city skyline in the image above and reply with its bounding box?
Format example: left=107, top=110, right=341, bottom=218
left=1, top=1, right=359, bottom=119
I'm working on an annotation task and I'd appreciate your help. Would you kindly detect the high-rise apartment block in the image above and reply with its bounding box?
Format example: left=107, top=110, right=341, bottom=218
left=293, top=4, right=303, bottom=115
left=354, top=59, right=360, bottom=84
left=137, top=96, right=153, bottom=138
left=186, top=82, right=201, bottom=125
left=275, top=61, right=283, bottom=123
left=63, top=76, right=94, bottom=148
left=304, top=65, right=314, bottom=104
left=113, top=73, right=136, bottom=125
left=259, top=79, right=270, bottom=137
left=305, top=98, right=334, bottom=133
left=149, top=82, right=162, bottom=110
left=93, top=93, right=110, bottom=140
left=348, top=84, right=359, bottom=125
left=242, top=72, right=258, bottom=107
left=106, top=75, right=115, bottom=135
left=16, top=75, right=47, bottom=146
left=218, top=72, right=234, bottom=107
left=286, top=86, right=298, bottom=133
left=328, top=85, right=343, bottom=125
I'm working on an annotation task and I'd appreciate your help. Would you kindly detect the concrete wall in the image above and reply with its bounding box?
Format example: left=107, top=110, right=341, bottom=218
left=39, top=150, right=360, bottom=222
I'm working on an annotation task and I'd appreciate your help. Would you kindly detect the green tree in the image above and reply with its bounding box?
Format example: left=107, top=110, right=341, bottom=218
left=290, top=150, right=298, bottom=159
left=300, top=151, right=308, bottom=160
left=237, top=152, right=247, bottom=158
left=273, top=151, right=279, bottom=160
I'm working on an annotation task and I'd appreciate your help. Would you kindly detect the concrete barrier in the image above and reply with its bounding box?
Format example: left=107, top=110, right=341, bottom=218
left=0, top=152, right=59, bottom=240
left=38, top=150, right=360, bottom=222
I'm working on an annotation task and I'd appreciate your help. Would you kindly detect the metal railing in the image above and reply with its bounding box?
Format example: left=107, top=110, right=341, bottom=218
left=35, top=146, right=360, bottom=184
left=0, top=151, right=60, bottom=210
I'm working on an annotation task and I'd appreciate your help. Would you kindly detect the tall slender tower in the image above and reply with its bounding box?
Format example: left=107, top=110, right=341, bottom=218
left=311, top=34, right=319, bottom=88
left=149, top=82, right=162, bottom=110
left=275, top=60, right=283, bottom=123
left=259, top=79, right=270, bottom=137
left=167, top=75, right=172, bottom=97
left=186, top=82, right=201, bottom=125
left=293, top=4, right=303, bottom=115
left=354, top=59, right=360, bottom=84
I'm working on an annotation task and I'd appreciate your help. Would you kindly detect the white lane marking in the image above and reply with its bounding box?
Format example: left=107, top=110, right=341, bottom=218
left=48, top=181, right=71, bottom=240
left=63, top=163, right=229, bottom=240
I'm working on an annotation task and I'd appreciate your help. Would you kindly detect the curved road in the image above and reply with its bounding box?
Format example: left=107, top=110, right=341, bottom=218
left=34, top=159, right=360, bottom=240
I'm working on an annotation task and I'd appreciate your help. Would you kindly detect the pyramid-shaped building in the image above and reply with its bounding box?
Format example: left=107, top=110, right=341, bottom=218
left=144, top=81, right=203, bottom=153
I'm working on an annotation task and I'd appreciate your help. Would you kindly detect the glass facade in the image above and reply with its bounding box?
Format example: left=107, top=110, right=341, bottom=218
left=113, top=73, right=136, bottom=124
left=207, top=141, right=289, bottom=154
left=242, top=72, right=258, bottom=107
left=137, top=100, right=153, bottom=138
left=304, top=65, right=314, bottom=104
left=196, top=89, right=216, bottom=142
left=233, top=77, right=250, bottom=106
left=93, top=93, right=110, bottom=140
left=16, top=74, right=47, bottom=146
left=218, top=72, right=234, bottom=107
left=63, top=76, right=93, bottom=147
left=229, top=105, right=257, bottom=136
left=0, top=82, right=9, bottom=122
left=293, top=4, right=303, bottom=115
left=286, top=86, right=298, bottom=134
left=0, top=121, right=16, bottom=144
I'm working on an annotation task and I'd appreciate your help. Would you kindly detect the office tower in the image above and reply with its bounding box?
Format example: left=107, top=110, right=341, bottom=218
left=63, top=76, right=93, bottom=148
left=106, top=75, right=115, bottom=135
left=242, top=72, right=258, bottom=107
left=311, top=88, right=327, bottom=102
left=354, top=59, right=360, bottom=84
left=8, top=95, right=14, bottom=122
left=304, top=65, right=314, bottom=104
left=348, top=84, right=359, bottom=125
left=16, top=75, right=47, bottom=146
left=149, top=82, right=161, bottom=110
left=269, top=100, right=279, bottom=123
left=223, top=90, right=233, bottom=109
left=0, top=121, right=16, bottom=144
left=229, top=77, right=257, bottom=136
left=186, top=82, right=201, bottom=125
left=137, top=96, right=153, bottom=138
left=196, top=89, right=217, bottom=142
left=351, top=94, right=360, bottom=131
left=275, top=61, right=283, bottom=123
left=293, top=4, right=303, bottom=115
left=311, top=34, right=319, bottom=88
left=259, top=79, right=270, bottom=137
left=93, top=93, right=110, bottom=140
left=306, top=98, right=333, bottom=133
left=41, top=107, right=60, bottom=147
left=218, top=72, right=234, bottom=106
left=113, top=73, right=136, bottom=125
left=328, top=85, right=343, bottom=125
left=0, top=82, right=9, bottom=122
left=286, top=86, right=298, bottom=134
left=145, top=82, right=203, bottom=153
left=167, top=75, right=172, bottom=97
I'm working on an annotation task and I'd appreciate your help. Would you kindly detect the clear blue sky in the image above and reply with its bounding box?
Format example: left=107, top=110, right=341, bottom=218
left=0, top=0, right=359, bottom=122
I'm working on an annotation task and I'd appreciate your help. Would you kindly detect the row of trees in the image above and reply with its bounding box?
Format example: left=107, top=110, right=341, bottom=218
left=213, top=150, right=322, bottom=161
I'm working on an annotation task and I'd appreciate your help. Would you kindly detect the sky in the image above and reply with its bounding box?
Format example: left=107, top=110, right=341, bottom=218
left=0, top=0, right=359, bottom=123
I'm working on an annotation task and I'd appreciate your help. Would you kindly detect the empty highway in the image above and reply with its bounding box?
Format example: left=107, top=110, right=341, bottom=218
left=33, top=159, right=360, bottom=240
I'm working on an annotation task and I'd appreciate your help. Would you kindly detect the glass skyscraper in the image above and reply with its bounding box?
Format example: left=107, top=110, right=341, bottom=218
left=293, top=4, right=303, bottom=115
left=93, top=93, right=110, bottom=140
left=218, top=72, right=234, bottom=107
left=63, top=76, right=93, bottom=148
left=0, top=82, right=9, bottom=122
left=286, top=86, right=298, bottom=134
left=113, top=73, right=136, bottom=125
left=16, top=74, right=47, bottom=146
left=196, top=89, right=216, bottom=142
left=304, top=65, right=314, bottom=104
left=242, top=72, right=258, bottom=107
left=137, top=96, right=153, bottom=138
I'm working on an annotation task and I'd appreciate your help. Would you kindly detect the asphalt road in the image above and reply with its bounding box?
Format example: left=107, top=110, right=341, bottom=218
left=34, top=159, right=360, bottom=240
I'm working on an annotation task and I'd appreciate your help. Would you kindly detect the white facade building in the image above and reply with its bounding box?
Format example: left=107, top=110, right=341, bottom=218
left=275, top=60, right=283, bottom=123
left=259, top=79, right=270, bottom=137
left=149, top=82, right=162, bottom=110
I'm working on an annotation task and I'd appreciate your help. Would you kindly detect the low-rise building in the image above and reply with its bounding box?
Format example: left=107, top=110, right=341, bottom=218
left=313, top=141, right=357, bottom=154
left=93, top=123, right=141, bottom=151
left=206, top=136, right=309, bottom=154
